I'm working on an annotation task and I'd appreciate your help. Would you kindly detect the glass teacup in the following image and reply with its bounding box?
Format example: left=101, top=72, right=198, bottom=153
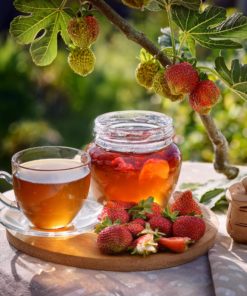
left=0, top=146, right=91, bottom=230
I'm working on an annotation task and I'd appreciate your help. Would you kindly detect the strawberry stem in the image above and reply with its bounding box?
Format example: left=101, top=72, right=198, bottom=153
left=163, top=206, right=178, bottom=222
left=128, top=197, right=154, bottom=219
left=177, top=34, right=187, bottom=56
left=60, top=0, right=67, bottom=9
left=166, top=4, right=176, bottom=64
left=197, top=66, right=231, bottom=87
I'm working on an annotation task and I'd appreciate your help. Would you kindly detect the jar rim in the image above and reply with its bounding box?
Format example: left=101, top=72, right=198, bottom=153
left=94, top=110, right=174, bottom=153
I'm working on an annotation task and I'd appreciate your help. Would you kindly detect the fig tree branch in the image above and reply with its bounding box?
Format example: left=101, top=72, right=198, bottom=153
left=89, top=0, right=171, bottom=67
left=200, top=114, right=239, bottom=179
left=89, top=0, right=239, bottom=179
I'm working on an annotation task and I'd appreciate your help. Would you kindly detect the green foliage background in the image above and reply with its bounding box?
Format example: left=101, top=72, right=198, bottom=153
left=0, top=8, right=247, bottom=191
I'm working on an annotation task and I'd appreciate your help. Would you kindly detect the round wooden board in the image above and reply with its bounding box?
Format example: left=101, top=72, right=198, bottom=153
left=6, top=205, right=218, bottom=272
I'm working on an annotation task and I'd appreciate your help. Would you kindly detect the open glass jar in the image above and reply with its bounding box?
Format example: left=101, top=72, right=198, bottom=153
left=88, top=111, right=181, bottom=206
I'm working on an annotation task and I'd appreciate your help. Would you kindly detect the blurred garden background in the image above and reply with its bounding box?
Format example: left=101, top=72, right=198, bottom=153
left=0, top=0, right=247, bottom=191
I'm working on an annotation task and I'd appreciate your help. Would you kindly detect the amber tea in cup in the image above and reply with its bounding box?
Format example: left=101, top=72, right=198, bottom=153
left=0, top=146, right=91, bottom=230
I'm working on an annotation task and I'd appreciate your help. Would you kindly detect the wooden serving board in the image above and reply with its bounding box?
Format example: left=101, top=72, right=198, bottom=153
left=6, top=205, right=218, bottom=271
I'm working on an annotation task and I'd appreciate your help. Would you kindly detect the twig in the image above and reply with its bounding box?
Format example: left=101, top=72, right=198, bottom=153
left=200, top=114, right=239, bottom=179
left=89, top=0, right=239, bottom=179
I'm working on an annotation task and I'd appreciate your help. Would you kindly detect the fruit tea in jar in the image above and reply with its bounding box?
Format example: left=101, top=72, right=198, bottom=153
left=89, top=111, right=181, bottom=207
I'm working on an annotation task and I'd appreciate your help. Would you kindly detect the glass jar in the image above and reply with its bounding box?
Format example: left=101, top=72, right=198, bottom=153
left=88, top=110, right=181, bottom=207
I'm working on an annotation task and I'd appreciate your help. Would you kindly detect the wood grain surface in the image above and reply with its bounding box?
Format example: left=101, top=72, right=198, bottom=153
left=6, top=205, right=218, bottom=271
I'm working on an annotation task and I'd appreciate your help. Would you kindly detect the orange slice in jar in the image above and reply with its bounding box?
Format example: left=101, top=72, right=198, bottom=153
left=139, top=159, right=170, bottom=182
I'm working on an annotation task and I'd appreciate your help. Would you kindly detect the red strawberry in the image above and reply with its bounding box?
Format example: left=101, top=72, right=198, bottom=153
left=89, top=146, right=119, bottom=166
left=131, top=234, right=158, bottom=256
left=111, top=157, right=134, bottom=171
left=67, top=16, right=100, bottom=48
left=189, top=80, right=220, bottom=114
left=158, top=237, right=192, bottom=253
left=146, top=202, right=162, bottom=219
left=94, top=216, right=116, bottom=234
left=170, top=190, right=202, bottom=216
left=173, top=216, right=206, bottom=241
left=97, top=225, right=133, bottom=254
left=105, top=200, right=137, bottom=210
left=165, top=62, right=199, bottom=95
left=98, top=207, right=130, bottom=224
left=172, top=191, right=183, bottom=201
left=131, top=218, right=146, bottom=227
left=126, top=223, right=144, bottom=237
left=149, top=216, right=173, bottom=236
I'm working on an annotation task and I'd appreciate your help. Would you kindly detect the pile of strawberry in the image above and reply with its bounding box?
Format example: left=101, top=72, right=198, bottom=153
left=136, top=49, right=220, bottom=115
left=95, top=190, right=206, bottom=256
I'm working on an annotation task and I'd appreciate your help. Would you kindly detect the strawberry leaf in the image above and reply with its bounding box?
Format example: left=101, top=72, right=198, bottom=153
left=200, top=188, right=225, bottom=204
left=199, top=72, right=208, bottom=81
left=94, top=217, right=121, bottom=234
left=10, top=0, right=71, bottom=66
left=128, top=197, right=154, bottom=219
left=172, top=5, right=247, bottom=49
left=215, top=57, right=247, bottom=101
left=139, top=223, right=165, bottom=239
left=211, top=195, right=228, bottom=213
left=163, top=206, right=178, bottom=222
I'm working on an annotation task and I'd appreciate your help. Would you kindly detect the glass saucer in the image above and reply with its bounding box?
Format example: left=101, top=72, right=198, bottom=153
left=0, top=190, right=103, bottom=237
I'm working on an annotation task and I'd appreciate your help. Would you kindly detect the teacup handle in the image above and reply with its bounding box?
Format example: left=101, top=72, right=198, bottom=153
left=0, top=171, right=19, bottom=210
